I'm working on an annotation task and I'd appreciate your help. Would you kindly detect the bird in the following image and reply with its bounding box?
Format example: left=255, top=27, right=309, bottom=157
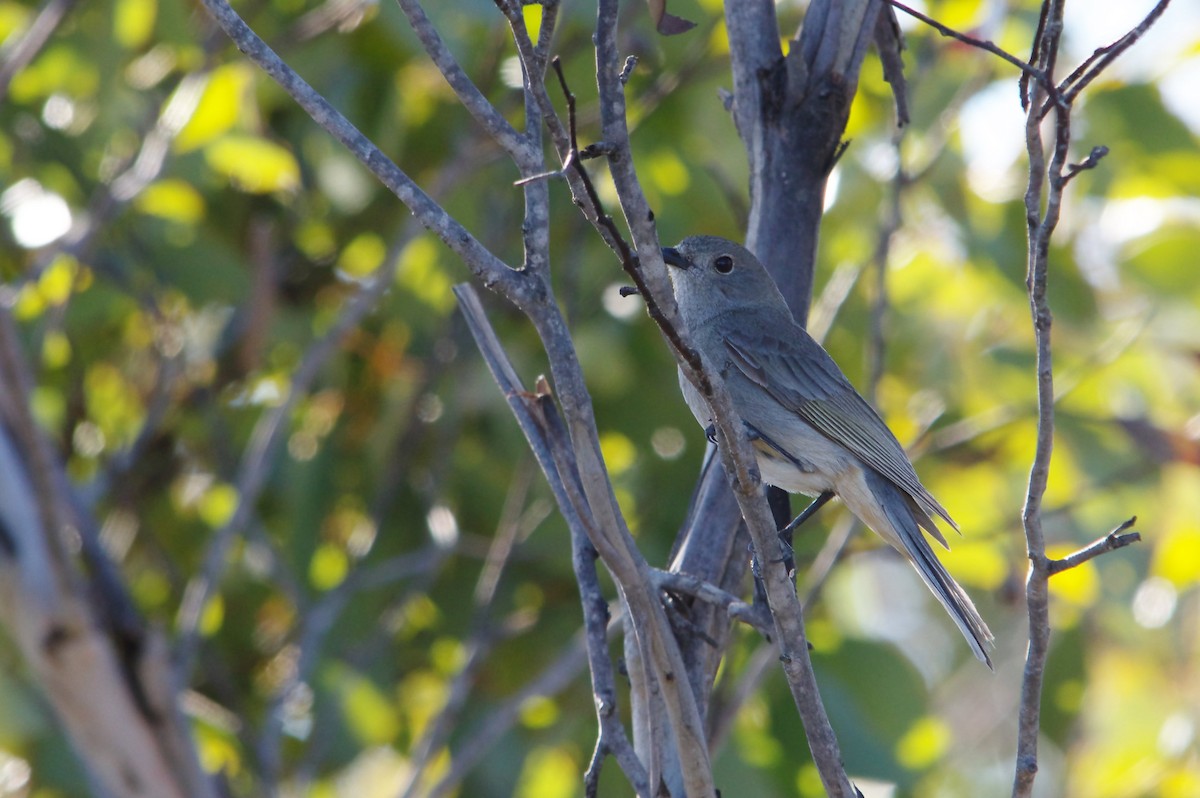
left=661, top=235, right=994, bottom=667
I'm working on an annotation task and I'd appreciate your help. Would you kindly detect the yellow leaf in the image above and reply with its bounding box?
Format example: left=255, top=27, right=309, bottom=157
left=195, top=723, right=241, bottom=775
left=135, top=179, right=206, bottom=224
left=11, top=284, right=44, bottom=320
left=515, top=746, right=578, bottom=798
left=198, top=482, right=238, bottom=529
left=397, top=236, right=453, bottom=313
left=1162, top=766, right=1200, bottom=798
left=205, top=135, right=300, bottom=194
left=522, top=3, right=542, bottom=41
left=896, top=716, right=951, bottom=770
left=1153, top=523, right=1200, bottom=587
left=646, top=150, right=690, bottom=196
left=309, top=543, right=348, bottom=591
left=31, top=386, right=65, bottom=431
left=340, top=672, right=400, bottom=745
left=84, top=363, right=144, bottom=447
left=8, top=45, right=97, bottom=103
left=114, top=0, right=156, bottom=50
left=397, top=670, right=446, bottom=739
left=1047, top=543, right=1100, bottom=607
left=940, top=539, right=1008, bottom=591
left=429, top=638, right=464, bottom=675
left=175, top=65, right=252, bottom=152
left=935, top=0, right=986, bottom=30
left=519, top=696, right=559, bottom=729
left=295, top=220, right=336, bottom=261
left=199, top=594, right=224, bottom=637
left=42, top=330, right=71, bottom=369
left=599, top=431, right=636, bottom=476
left=796, top=763, right=825, bottom=798
left=337, top=232, right=386, bottom=279
left=38, top=253, right=78, bottom=306
left=0, top=3, right=32, bottom=43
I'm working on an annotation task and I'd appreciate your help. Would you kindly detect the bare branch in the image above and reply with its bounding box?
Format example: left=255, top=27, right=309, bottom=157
left=1013, top=4, right=1068, bottom=793
left=1011, top=0, right=1166, bottom=793
left=1047, top=518, right=1140, bottom=576
left=197, top=0, right=521, bottom=298
left=652, top=570, right=774, bottom=639
left=394, top=0, right=529, bottom=160
left=453, top=284, right=650, bottom=796
left=888, top=0, right=1048, bottom=90
left=1059, top=0, right=1172, bottom=104
left=1063, top=144, right=1109, bottom=184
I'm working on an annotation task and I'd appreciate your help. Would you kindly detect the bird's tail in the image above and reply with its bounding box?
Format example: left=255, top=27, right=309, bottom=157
left=859, top=469, right=995, bottom=668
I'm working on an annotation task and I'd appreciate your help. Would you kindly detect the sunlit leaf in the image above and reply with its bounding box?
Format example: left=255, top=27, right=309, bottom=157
left=30, top=386, right=65, bottom=432
left=599, top=430, right=636, bottom=476
left=0, top=3, right=32, bottom=43
left=38, top=254, right=77, bottom=306
left=205, top=135, right=300, bottom=193
left=734, top=693, right=784, bottom=767
left=309, top=543, right=349, bottom=590
left=175, top=65, right=253, bottom=152
left=197, top=482, right=238, bottom=528
left=135, top=179, right=206, bottom=224
left=397, top=670, right=446, bottom=741
left=337, top=232, right=387, bottom=279
left=896, top=715, right=950, bottom=770
left=195, top=722, right=241, bottom=775
left=1153, top=523, right=1200, bottom=588
left=940, top=539, right=1008, bottom=590
left=646, top=150, right=690, bottom=196
left=114, top=0, right=156, bottom=50
left=41, top=331, right=70, bottom=369
left=519, top=695, right=558, bottom=729
left=339, top=671, right=400, bottom=745
left=199, top=595, right=224, bottom=637
left=7, top=45, right=98, bottom=103
left=522, top=3, right=542, bottom=41
left=515, top=746, right=578, bottom=798
left=1046, top=544, right=1100, bottom=608
left=397, top=236, right=453, bottom=313
left=83, top=363, right=144, bottom=448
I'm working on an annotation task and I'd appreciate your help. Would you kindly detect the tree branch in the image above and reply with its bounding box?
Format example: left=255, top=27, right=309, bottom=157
left=1047, top=518, right=1140, bottom=576
left=453, top=283, right=651, bottom=796
left=1011, top=1, right=1162, bottom=793
left=197, top=0, right=521, bottom=299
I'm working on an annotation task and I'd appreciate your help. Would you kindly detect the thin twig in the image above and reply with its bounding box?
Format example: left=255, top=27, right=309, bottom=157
left=1013, top=3, right=1068, bottom=792
left=453, top=284, right=650, bottom=796
left=1063, top=145, right=1109, bottom=184
left=197, top=0, right=519, bottom=297
left=652, top=570, right=774, bottom=639
left=1058, top=0, right=1172, bottom=105
left=395, top=0, right=529, bottom=160
left=887, top=0, right=1048, bottom=90
left=1011, top=0, right=1164, bottom=794
left=1047, top=518, right=1139, bottom=576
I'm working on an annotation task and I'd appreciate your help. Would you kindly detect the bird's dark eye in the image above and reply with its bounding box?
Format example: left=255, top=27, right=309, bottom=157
left=714, top=254, right=734, bottom=274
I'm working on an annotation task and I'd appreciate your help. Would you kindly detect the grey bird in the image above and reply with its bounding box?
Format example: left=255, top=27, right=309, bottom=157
left=662, top=235, right=994, bottom=667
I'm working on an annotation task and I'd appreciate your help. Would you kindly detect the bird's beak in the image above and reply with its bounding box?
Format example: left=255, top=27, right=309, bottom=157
left=661, top=247, right=691, bottom=270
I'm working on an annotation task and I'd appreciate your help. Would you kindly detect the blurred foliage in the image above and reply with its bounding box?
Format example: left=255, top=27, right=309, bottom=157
left=1, top=0, right=1199, bottom=796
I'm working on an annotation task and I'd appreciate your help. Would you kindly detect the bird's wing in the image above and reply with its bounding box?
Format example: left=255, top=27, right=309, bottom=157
left=724, top=328, right=958, bottom=537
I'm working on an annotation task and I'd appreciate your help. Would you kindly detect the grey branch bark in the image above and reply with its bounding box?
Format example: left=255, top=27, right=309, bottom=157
left=1011, top=2, right=1167, bottom=795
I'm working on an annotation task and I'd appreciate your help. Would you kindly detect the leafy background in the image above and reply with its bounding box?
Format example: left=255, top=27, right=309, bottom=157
left=1, top=0, right=1198, bottom=796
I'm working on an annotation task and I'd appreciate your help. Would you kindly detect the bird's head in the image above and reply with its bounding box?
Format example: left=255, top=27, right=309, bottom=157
left=661, top=236, right=789, bottom=327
